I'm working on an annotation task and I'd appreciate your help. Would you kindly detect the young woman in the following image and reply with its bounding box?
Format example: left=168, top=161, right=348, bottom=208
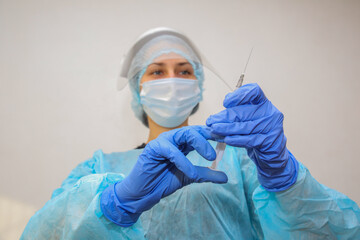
left=21, top=28, right=360, bottom=239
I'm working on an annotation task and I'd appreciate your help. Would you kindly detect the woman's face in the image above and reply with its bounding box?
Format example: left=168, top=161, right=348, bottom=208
left=140, top=53, right=197, bottom=85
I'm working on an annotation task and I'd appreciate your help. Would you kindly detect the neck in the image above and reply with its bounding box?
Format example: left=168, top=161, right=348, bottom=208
left=146, top=117, right=189, bottom=144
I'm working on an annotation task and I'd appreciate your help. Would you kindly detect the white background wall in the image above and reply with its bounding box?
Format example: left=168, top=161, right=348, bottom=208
left=0, top=0, right=359, bottom=234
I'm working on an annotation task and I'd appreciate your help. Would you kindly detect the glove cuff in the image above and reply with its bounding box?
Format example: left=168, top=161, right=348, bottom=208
left=258, top=150, right=299, bottom=192
left=100, top=183, right=141, bottom=227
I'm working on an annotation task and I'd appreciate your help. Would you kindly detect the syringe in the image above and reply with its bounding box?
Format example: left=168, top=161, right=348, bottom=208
left=210, top=48, right=253, bottom=170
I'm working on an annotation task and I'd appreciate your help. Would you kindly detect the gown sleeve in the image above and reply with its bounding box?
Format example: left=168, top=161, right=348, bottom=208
left=236, top=147, right=360, bottom=239
left=20, top=150, right=146, bottom=240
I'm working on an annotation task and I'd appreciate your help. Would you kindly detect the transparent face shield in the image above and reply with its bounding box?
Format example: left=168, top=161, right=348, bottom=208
left=118, top=29, right=232, bottom=90
left=117, top=29, right=233, bottom=129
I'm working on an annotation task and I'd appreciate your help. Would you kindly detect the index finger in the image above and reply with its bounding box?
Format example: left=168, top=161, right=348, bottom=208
left=172, top=127, right=216, bottom=161
left=224, top=83, right=267, bottom=108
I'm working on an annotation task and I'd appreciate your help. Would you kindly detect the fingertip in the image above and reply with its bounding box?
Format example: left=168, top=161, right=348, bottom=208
left=223, top=92, right=234, bottom=108
left=210, top=169, right=228, bottom=184
left=195, top=125, right=212, bottom=139
left=200, top=137, right=216, bottom=161
left=219, top=171, right=229, bottom=183
left=186, top=128, right=217, bottom=162
left=224, top=87, right=245, bottom=108
left=207, top=146, right=216, bottom=161
left=206, top=116, right=213, bottom=127
left=223, top=136, right=234, bottom=146
left=208, top=129, right=226, bottom=143
left=195, top=166, right=228, bottom=184
left=210, top=123, right=235, bottom=138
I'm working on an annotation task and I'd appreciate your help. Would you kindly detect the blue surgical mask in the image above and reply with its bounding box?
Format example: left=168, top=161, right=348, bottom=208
left=140, top=78, right=201, bottom=128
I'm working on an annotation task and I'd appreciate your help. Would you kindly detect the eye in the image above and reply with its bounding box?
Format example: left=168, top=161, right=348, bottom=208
left=177, top=67, right=195, bottom=79
left=152, top=70, right=163, bottom=76
left=179, top=70, right=191, bottom=75
left=176, top=64, right=195, bottom=78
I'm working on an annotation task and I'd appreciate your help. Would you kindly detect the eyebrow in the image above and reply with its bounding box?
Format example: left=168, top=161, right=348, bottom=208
left=148, top=63, right=164, bottom=66
left=148, top=62, right=191, bottom=67
left=178, top=62, right=192, bottom=66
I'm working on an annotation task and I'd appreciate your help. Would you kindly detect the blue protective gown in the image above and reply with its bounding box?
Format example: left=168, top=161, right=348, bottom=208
left=21, top=142, right=360, bottom=239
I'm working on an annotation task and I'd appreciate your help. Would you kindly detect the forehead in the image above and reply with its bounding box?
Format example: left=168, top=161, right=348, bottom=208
left=151, top=52, right=191, bottom=65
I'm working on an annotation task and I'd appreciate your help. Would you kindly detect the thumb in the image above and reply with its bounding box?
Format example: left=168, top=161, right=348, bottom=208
left=193, top=166, right=228, bottom=184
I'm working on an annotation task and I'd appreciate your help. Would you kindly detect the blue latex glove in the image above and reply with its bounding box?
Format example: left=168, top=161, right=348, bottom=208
left=206, top=83, right=298, bottom=192
left=100, top=126, right=228, bottom=227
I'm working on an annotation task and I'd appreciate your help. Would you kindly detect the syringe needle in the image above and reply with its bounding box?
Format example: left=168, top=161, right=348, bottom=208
left=243, top=47, right=254, bottom=74
left=211, top=47, right=254, bottom=170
